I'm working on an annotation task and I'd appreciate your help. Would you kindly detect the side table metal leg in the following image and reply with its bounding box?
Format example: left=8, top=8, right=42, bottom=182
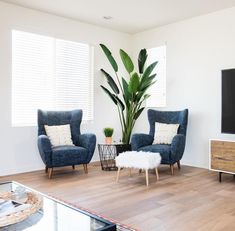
left=219, top=172, right=222, bottom=182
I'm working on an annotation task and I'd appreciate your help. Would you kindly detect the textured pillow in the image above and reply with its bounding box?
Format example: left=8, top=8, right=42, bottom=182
left=44, top=124, right=74, bottom=147
left=154, top=122, right=179, bottom=144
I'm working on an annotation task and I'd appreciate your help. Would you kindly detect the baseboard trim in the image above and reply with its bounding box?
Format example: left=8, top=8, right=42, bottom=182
left=0, top=158, right=207, bottom=177
left=0, top=160, right=101, bottom=177
left=0, top=165, right=45, bottom=177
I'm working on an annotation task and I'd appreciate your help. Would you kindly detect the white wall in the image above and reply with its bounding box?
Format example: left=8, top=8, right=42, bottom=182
left=132, top=7, right=235, bottom=168
left=0, top=2, right=131, bottom=176
left=1, top=2, right=235, bottom=175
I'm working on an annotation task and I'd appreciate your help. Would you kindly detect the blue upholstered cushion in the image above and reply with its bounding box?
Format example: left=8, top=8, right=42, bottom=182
left=138, top=144, right=171, bottom=163
left=52, top=145, right=88, bottom=167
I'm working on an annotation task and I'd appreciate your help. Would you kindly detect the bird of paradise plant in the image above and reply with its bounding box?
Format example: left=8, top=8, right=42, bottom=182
left=100, top=44, right=157, bottom=144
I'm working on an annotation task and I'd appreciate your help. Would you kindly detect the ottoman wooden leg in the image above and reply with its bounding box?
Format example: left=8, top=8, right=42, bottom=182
left=145, top=169, right=149, bottom=186
left=155, top=168, right=159, bottom=181
left=129, top=168, right=132, bottom=177
left=116, top=167, right=121, bottom=182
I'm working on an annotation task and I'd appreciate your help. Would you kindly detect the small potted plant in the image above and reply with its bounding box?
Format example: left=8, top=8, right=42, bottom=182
left=103, top=127, right=114, bottom=144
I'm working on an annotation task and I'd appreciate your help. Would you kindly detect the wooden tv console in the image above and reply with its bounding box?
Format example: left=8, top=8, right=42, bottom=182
left=210, top=139, right=235, bottom=182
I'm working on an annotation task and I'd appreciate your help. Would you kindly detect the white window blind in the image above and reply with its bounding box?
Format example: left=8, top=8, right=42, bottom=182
left=146, top=45, right=166, bottom=108
left=12, top=30, right=93, bottom=126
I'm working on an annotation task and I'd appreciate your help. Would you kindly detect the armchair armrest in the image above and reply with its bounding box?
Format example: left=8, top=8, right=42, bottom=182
left=171, top=134, right=186, bottom=162
left=78, top=133, right=96, bottom=163
left=37, top=135, right=52, bottom=167
left=131, top=133, right=153, bottom=150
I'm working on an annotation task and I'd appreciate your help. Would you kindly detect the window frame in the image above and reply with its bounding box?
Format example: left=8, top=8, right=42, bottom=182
left=146, top=45, right=166, bottom=108
left=11, top=29, right=94, bottom=127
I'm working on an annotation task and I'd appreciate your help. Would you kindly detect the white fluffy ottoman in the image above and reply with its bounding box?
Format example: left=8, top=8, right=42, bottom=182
left=115, top=151, right=161, bottom=186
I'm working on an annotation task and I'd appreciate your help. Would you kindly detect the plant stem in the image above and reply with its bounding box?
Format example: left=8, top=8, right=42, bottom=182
left=117, top=105, right=124, bottom=134
left=115, top=72, right=124, bottom=95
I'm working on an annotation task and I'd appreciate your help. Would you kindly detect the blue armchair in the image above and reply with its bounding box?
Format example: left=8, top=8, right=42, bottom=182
left=37, top=109, right=96, bottom=178
left=131, top=109, right=188, bottom=175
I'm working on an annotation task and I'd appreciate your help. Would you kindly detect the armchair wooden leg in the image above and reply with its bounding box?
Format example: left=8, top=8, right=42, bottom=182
left=83, top=164, right=88, bottom=174
left=45, top=166, right=48, bottom=173
left=72, top=165, right=75, bottom=170
left=48, top=168, right=53, bottom=179
left=170, top=164, right=174, bottom=175
left=177, top=161, right=181, bottom=170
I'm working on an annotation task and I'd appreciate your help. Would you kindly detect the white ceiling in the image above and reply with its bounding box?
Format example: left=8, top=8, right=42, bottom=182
left=2, top=0, right=235, bottom=34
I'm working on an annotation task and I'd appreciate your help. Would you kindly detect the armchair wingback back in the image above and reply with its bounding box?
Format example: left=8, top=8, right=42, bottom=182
left=148, top=109, right=188, bottom=137
left=38, top=109, right=82, bottom=146
left=131, top=109, right=188, bottom=174
left=37, top=109, right=96, bottom=178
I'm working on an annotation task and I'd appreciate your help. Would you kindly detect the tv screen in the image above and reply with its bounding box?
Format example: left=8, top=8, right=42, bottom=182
left=222, top=68, right=235, bottom=133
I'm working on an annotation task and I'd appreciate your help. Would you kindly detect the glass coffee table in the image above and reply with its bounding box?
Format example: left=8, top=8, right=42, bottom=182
left=0, top=181, right=116, bottom=231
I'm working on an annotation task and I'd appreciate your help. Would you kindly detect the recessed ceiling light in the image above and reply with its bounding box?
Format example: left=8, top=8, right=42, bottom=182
left=103, top=16, right=113, bottom=20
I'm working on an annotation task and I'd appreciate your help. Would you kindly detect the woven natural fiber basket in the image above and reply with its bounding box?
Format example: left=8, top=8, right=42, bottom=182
left=0, top=191, right=43, bottom=227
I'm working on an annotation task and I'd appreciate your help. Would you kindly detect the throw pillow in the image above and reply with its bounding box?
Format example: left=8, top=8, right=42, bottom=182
left=44, top=124, right=74, bottom=146
left=154, top=122, right=179, bottom=144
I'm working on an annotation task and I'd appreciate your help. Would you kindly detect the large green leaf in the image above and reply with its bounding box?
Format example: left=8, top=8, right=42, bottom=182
left=119, top=49, right=134, bottom=74
left=139, top=74, right=156, bottom=91
left=100, top=85, right=117, bottom=105
left=138, top=49, right=147, bottom=74
left=134, top=107, right=145, bottom=120
left=143, top=94, right=151, bottom=100
left=128, top=72, right=140, bottom=94
left=141, top=61, right=158, bottom=81
left=136, top=77, right=156, bottom=102
left=122, top=77, right=131, bottom=101
left=135, top=91, right=145, bottom=102
left=139, top=94, right=151, bottom=105
left=101, top=69, right=119, bottom=94
left=140, top=81, right=156, bottom=95
left=114, top=95, right=125, bottom=111
left=123, top=94, right=130, bottom=109
left=100, top=44, right=118, bottom=72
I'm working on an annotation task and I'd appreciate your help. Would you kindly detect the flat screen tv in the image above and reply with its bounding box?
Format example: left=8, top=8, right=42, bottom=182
left=222, top=68, right=235, bottom=133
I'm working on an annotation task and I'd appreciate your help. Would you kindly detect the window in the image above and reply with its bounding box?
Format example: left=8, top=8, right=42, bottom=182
left=12, top=30, right=93, bottom=126
left=146, top=45, right=166, bottom=108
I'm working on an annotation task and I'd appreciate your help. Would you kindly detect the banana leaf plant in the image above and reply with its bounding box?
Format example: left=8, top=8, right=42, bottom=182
left=100, top=44, right=157, bottom=144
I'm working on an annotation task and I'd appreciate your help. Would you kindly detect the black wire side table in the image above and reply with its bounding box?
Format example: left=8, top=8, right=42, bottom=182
left=98, top=143, right=131, bottom=171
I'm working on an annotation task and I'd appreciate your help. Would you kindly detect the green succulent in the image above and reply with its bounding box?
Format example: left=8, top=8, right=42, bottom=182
left=103, top=127, right=114, bottom=137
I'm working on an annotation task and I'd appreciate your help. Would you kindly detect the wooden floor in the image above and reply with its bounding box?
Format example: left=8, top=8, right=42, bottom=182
left=1, top=164, right=235, bottom=231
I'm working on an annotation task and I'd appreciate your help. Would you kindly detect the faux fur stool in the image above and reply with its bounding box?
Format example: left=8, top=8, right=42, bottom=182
left=115, top=151, right=161, bottom=186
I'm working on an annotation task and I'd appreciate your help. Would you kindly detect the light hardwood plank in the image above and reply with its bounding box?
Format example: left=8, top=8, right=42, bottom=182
left=1, top=164, right=235, bottom=231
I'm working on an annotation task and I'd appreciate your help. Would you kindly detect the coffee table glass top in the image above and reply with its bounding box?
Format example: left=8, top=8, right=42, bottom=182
left=0, top=181, right=116, bottom=231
